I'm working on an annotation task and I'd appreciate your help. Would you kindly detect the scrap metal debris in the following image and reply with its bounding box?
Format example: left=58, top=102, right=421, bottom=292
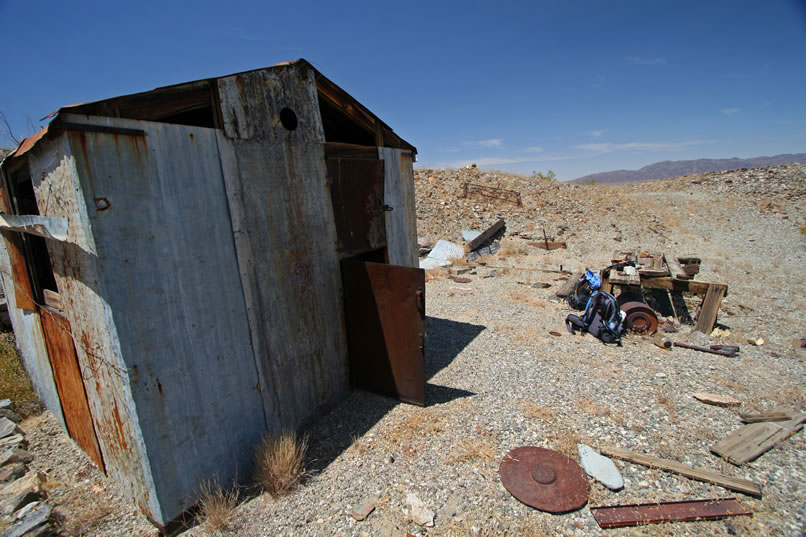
left=499, top=447, right=589, bottom=513
left=591, top=498, right=751, bottom=529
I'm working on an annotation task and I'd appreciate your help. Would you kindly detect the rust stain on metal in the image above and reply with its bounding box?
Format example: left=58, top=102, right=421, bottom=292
left=111, top=401, right=129, bottom=451
left=499, top=447, right=589, bottom=513
left=620, top=301, right=659, bottom=334
left=590, top=497, right=752, bottom=528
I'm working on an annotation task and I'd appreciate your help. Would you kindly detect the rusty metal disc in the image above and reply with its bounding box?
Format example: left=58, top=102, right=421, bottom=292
left=499, top=447, right=589, bottom=513
left=620, top=301, right=658, bottom=334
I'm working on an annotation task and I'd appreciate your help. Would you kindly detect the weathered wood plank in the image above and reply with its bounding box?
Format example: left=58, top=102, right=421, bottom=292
left=326, top=142, right=379, bottom=160
left=695, top=283, right=727, bottom=333
left=380, top=148, right=418, bottom=268
left=664, top=253, right=689, bottom=280
left=467, top=219, right=505, bottom=252
left=219, top=136, right=347, bottom=434
left=639, top=276, right=713, bottom=296
left=217, top=63, right=324, bottom=143
left=711, top=411, right=806, bottom=465
left=599, top=446, right=762, bottom=497
left=556, top=272, right=583, bottom=298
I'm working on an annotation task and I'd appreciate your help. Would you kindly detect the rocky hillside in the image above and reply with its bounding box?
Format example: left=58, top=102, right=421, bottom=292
left=569, top=153, right=806, bottom=184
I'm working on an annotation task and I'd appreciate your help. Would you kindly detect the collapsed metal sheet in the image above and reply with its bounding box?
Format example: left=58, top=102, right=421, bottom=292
left=0, top=214, right=68, bottom=241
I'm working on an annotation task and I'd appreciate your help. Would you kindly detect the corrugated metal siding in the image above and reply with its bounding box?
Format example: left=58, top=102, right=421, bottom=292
left=26, top=133, right=159, bottom=519
left=379, top=148, right=419, bottom=268
left=48, top=114, right=267, bottom=523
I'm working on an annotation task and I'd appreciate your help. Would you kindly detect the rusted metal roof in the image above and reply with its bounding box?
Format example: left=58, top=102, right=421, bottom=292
left=3, top=59, right=414, bottom=165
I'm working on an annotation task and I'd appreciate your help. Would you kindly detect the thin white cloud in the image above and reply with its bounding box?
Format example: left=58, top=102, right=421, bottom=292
left=626, top=56, right=667, bottom=65
left=721, top=107, right=740, bottom=116
left=588, top=129, right=606, bottom=138
left=575, top=140, right=706, bottom=153
left=525, top=146, right=544, bottom=152
left=477, top=138, right=503, bottom=148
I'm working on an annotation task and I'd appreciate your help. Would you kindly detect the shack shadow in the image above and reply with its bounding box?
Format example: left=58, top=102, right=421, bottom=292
left=425, top=316, right=486, bottom=380
left=306, top=316, right=484, bottom=475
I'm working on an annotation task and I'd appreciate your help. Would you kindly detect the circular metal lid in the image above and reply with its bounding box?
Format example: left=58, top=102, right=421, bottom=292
left=499, top=446, right=589, bottom=513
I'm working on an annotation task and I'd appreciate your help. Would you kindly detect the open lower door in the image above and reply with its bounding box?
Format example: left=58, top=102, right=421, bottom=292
left=342, top=260, right=425, bottom=405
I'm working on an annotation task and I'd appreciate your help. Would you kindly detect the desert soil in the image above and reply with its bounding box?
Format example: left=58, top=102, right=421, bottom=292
left=16, top=163, right=806, bottom=536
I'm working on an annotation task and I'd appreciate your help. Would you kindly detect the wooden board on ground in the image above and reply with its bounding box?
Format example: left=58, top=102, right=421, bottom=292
left=599, top=446, right=762, bottom=497
left=555, top=272, right=582, bottom=298
left=693, top=392, right=742, bottom=407
left=467, top=219, right=505, bottom=252
left=711, top=410, right=806, bottom=465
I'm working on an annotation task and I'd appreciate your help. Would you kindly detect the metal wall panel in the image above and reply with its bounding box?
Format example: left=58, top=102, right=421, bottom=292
left=217, top=134, right=348, bottom=432
left=379, top=148, right=419, bottom=267
left=27, top=132, right=159, bottom=519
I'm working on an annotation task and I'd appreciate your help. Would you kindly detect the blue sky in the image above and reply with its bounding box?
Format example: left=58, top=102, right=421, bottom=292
left=1, top=0, right=804, bottom=180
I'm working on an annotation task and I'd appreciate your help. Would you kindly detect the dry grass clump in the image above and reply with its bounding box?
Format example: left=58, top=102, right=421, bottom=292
left=577, top=397, right=611, bottom=418
left=254, top=430, right=308, bottom=497
left=0, top=332, right=43, bottom=418
left=546, top=427, right=580, bottom=458
left=197, top=478, right=239, bottom=533
left=449, top=438, right=497, bottom=464
left=519, top=401, right=555, bottom=422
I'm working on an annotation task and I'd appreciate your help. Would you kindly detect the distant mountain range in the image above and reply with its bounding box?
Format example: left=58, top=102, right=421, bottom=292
left=569, top=153, right=806, bottom=184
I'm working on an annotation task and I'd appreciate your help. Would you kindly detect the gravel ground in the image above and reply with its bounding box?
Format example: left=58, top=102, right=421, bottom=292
left=19, top=164, right=806, bottom=536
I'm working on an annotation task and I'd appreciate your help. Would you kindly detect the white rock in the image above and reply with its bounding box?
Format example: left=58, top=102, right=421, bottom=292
left=578, top=444, right=624, bottom=491
left=405, top=493, right=435, bottom=527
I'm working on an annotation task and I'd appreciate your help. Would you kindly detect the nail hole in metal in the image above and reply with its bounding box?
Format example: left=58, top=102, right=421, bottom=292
left=94, top=197, right=110, bottom=211
left=280, top=108, right=298, bottom=131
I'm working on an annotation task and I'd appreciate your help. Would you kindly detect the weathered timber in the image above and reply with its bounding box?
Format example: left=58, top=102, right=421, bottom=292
left=325, top=142, right=379, bottom=160
left=664, top=253, right=689, bottom=280
left=599, top=446, right=762, bottom=497
left=695, top=283, right=728, bottom=333
left=467, top=219, right=506, bottom=252
left=556, top=272, right=583, bottom=298
left=639, top=276, right=714, bottom=296
left=711, top=411, right=806, bottom=465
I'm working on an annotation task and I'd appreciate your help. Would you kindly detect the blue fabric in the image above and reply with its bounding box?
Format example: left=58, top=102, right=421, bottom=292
left=584, top=269, right=601, bottom=291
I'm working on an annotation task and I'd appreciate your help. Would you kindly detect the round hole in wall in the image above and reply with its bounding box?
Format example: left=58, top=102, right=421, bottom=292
left=280, top=108, right=298, bottom=131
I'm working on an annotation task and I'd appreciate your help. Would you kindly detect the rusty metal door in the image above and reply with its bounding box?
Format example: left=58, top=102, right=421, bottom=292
left=39, top=306, right=105, bottom=471
left=341, top=260, right=425, bottom=405
left=326, top=158, right=386, bottom=257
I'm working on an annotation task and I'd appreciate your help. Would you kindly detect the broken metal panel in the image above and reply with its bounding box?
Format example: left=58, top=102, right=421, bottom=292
left=327, top=158, right=386, bottom=257
left=46, top=115, right=267, bottom=524
left=341, top=260, right=425, bottom=405
left=591, top=498, right=752, bottom=528
left=217, top=134, right=348, bottom=431
left=217, top=63, right=325, bottom=143
left=0, top=215, right=68, bottom=241
left=379, top=148, right=419, bottom=268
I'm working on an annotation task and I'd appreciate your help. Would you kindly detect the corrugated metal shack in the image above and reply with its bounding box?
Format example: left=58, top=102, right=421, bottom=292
left=0, top=59, right=425, bottom=526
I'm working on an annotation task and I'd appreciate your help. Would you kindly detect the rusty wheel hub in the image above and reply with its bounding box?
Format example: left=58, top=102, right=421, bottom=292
left=499, top=447, right=589, bottom=513
left=620, top=301, right=659, bottom=334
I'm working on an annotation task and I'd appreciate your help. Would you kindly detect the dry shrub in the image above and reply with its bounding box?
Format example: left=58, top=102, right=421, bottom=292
left=655, top=387, right=677, bottom=421
left=197, top=478, right=239, bottom=533
left=519, top=401, right=555, bottom=422
left=0, top=332, right=43, bottom=418
left=450, top=438, right=497, bottom=464
left=380, top=410, right=444, bottom=447
left=577, top=397, right=611, bottom=418
left=425, top=267, right=449, bottom=281
left=497, top=239, right=527, bottom=258
left=254, top=430, right=308, bottom=497
left=546, top=427, right=580, bottom=458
